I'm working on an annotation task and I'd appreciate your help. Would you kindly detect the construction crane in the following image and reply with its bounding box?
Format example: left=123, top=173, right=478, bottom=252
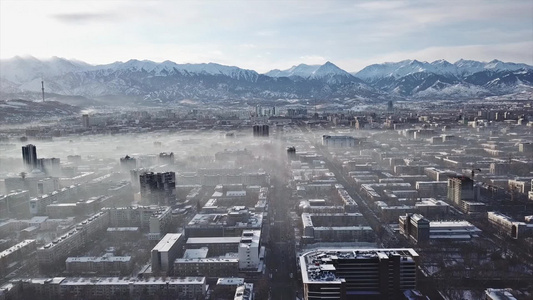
left=471, top=168, right=481, bottom=180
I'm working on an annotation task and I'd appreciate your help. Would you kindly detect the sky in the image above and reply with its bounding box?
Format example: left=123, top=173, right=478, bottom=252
left=0, top=0, right=532, bottom=73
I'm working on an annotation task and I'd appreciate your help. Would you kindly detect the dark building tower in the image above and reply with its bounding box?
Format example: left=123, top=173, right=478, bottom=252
left=287, top=146, right=297, bottom=161
left=22, top=144, right=38, bottom=169
left=139, top=172, right=176, bottom=205
left=158, top=152, right=175, bottom=165
left=387, top=100, right=394, bottom=111
left=82, top=114, right=90, bottom=128
left=37, top=158, right=61, bottom=176
left=252, top=124, right=269, bottom=137
left=447, top=176, right=475, bottom=206
left=399, top=213, right=430, bottom=244
left=120, top=155, right=137, bottom=172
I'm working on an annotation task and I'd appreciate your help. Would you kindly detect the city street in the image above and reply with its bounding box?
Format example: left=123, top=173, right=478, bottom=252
left=267, top=177, right=297, bottom=300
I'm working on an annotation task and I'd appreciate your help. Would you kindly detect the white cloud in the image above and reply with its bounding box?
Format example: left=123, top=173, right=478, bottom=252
left=1, top=0, right=531, bottom=73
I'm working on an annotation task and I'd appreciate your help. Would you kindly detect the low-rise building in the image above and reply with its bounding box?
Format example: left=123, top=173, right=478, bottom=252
left=11, top=276, right=205, bottom=300
left=66, top=253, right=132, bottom=275
left=37, top=212, right=109, bottom=269
left=488, top=211, right=533, bottom=239
left=400, top=213, right=481, bottom=243
left=0, top=240, right=36, bottom=277
left=301, top=213, right=373, bottom=243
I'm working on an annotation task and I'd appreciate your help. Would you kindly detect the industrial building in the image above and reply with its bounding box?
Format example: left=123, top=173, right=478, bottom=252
left=299, top=248, right=418, bottom=300
left=399, top=213, right=482, bottom=243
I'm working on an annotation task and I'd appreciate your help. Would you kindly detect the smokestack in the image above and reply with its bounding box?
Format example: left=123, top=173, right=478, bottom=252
left=41, top=81, right=45, bottom=102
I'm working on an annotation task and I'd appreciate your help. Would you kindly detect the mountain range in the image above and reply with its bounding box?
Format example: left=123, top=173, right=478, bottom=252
left=0, top=56, right=531, bottom=104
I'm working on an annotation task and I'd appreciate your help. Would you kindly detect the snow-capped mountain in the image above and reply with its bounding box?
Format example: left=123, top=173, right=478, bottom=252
left=0, top=57, right=531, bottom=102
left=265, top=61, right=356, bottom=84
left=356, top=59, right=532, bottom=81
left=96, top=60, right=260, bottom=82
left=0, top=55, right=92, bottom=83
left=0, top=57, right=386, bottom=102
left=354, top=59, right=533, bottom=98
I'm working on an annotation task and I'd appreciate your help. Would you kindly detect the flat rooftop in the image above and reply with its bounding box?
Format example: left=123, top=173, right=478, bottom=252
left=152, top=233, right=182, bottom=253
left=300, top=248, right=418, bottom=284
left=186, top=237, right=241, bottom=244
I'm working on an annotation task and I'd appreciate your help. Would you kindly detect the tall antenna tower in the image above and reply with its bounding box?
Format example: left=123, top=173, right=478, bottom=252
left=41, top=81, right=45, bottom=102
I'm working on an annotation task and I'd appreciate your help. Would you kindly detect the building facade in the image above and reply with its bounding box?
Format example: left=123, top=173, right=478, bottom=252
left=300, top=248, right=418, bottom=300
left=139, top=172, right=176, bottom=205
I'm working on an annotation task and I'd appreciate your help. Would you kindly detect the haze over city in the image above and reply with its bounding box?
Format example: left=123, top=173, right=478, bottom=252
left=1, top=1, right=533, bottom=300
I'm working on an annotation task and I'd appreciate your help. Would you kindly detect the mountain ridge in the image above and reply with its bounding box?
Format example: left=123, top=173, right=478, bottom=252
left=1, top=56, right=531, bottom=102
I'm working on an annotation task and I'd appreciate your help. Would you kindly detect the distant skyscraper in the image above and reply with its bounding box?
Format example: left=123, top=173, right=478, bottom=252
left=120, top=155, right=137, bottom=172
left=22, top=144, right=38, bottom=169
left=82, top=114, right=90, bottom=128
left=37, top=158, right=61, bottom=175
left=252, top=124, right=269, bottom=137
left=140, top=172, right=176, bottom=205
left=287, top=146, right=297, bottom=161
left=159, top=152, right=175, bottom=165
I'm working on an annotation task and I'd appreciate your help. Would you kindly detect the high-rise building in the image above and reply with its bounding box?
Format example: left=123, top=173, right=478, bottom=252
left=159, top=152, right=175, bottom=164
left=287, top=146, right=297, bottom=161
left=252, top=124, right=269, bottom=137
left=300, top=248, right=418, bottom=300
left=139, top=172, right=176, bottom=205
left=399, top=213, right=430, bottom=244
left=22, top=144, right=38, bottom=169
left=120, top=155, right=137, bottom=172
left=447, top=176, right=475, bottom=205
left=37, top=157, right=61, bottom=175
left=238, top=230, right=261, bottom=270
left=82, top=114, right=90, bottom=128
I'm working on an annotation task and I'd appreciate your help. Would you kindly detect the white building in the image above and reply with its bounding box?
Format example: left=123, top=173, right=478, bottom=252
left=151, top=233, right=184, bottom=274
left=234, top=283, right=254, bottom=300
left=238, top=230, right=262, bottom=270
